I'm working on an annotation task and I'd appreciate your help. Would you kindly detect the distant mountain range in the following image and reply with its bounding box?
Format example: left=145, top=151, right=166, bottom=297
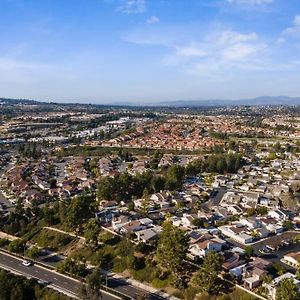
left=0, top=98, right=40, bottom=105
left=1, top=96, right=300, bottom=107
left=157, top=96, right=300, bottom=107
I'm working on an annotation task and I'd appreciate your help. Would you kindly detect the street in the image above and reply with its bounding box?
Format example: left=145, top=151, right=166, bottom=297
left=38, top=253, right=167, bottom=299
left=0, top=190, right=12, bottom=208
left=0, top=251, right=118, bottom=300
left=0, top=250, right=168, bottom=300
left=228, top=232, right=300, bottom=273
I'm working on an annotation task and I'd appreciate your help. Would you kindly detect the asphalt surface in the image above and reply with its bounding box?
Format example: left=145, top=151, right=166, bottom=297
left=39, top=254, right=167, bottom=299
left=228, top=232, right=300, bottom=273
left=0, top=190, right=11, bottom=208
left=35, top=245, right=168, bottom=300
left=1, top=251, right=168, bottom=300
left=0, top=251, right=118, bottom=300
left=106, top=277, right=167, bottom=300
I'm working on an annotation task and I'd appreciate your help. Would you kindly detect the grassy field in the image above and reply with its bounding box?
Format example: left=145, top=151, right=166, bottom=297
left=29, top=228, right=74, bottom=251
left=193, top=287, right=259, bottom=300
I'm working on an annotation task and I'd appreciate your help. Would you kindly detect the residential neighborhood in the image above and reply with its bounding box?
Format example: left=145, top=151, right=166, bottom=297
left=1, top=101, right=300, bottom=300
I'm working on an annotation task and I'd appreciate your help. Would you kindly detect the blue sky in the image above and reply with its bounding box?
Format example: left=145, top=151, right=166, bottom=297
left=1, top=0, right=300, bottom=103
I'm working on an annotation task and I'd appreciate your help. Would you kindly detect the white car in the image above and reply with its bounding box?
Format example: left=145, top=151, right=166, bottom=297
left=22, top=260, right=33, bottom=267
left=37, top=279, right=50, bottom=285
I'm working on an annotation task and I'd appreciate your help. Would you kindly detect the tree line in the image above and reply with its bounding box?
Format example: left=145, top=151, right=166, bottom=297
left=0, top=269, right=70, bottom=300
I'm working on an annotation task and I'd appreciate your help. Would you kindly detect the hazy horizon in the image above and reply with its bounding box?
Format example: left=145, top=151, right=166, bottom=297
left=1, top=0, right=300, bottom=103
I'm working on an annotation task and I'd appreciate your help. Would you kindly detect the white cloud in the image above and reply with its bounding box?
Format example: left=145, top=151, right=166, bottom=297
left=215, top=30, right=264, bottom=62
left=176, top=46, right=206, bottom=58
left=218, top=30, right=257, bottom=44
left=147, top=16, right=160, bottom=24
left=226, top=0, right=273, bottom=5
left=222, top=42, right=264, bottom=61
left=282, top=15, right=300, bottom=38
left=116, top=0, right=146, bottom=14
left=294, top=15, right=300, bottom=26
left=125, top=23, right=270, bottom=76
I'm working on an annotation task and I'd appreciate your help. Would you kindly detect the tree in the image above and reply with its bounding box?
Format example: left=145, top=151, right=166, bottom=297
left=282, top=220, right=294, bottom=230
left=296, top=266, right=300, bottom=280
left=26, top=246, right=41, bottom=260
left=8, top=239, right=26, bottom=254
left=262, top=274, right=273, bottom=284
left=84, top=219, right=101, bottom=248
left=276, top=278, right=300, bottom=300
left=191, top=218, right=204, bottom=228
left=81, top=268, right=103, bottom=300
left=244, top=246, right=254, bottom=260
left=204, top=153, right=244, bottom=174
left=127, top=254, right=145, bottom=270
left=156, top=222, right=189, bottom=288
left=66, top=195, right=94, bottom=230
left=97, top=177, right=115, bottom=201
left=272, top=262, right=286, bottom=276
left=192, top=252, right=224, bottom=295
left=274, top=142, right=282, bottom=153
left=49, top=178, right=57, bottom=189
left=58, top=255, right=87, bottom=277
left=42, top=204, right=58, bottom=225
left=59, top=200, right=68, bottom=225
left=165, top=165, right=185, bottom=191
left=151, top=175, right=165, bottom=192
left=228, top=140, right=238, bottom=151
left=142, top=188, right=150, bottom=200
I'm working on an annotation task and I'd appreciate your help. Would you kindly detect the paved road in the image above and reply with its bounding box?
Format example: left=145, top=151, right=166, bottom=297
left=228, top=233, right=300, bottom=273
left=0, top=251, right=118, bottom=300
left=39, top=254, right=167, bottom=299
left=106, top=277, right=167, bottom=300
left=0, top=190, right=11, bottom=208
left=1, top=251, right=168, bottom=300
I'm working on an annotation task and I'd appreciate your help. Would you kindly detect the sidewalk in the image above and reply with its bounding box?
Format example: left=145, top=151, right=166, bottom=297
left=0, top=231, right=18, bottom=241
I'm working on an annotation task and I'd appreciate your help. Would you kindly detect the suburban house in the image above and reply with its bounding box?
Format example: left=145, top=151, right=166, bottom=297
left=219, top=225, right=253, bottom=244
left=268, top=209, right=291, bottom=221
left=189, top=237, right=224, bottom=258
left=263, top=273, right=300, bottom=300
left=243, top=257, right=271, bottom=290
left=281, top=252, right=300, bottom=269
left=260, top=217, right=284, bottom=233
left=135, top=226, right=162, bottom=243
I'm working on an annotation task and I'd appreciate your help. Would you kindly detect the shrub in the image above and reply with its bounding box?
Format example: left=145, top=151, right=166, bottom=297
left=0, top=238, right=9, bottom=247
left=8, top=239, right=26, bottom=254
left=31, top=229, right=73, bottom=250
left=127, top=255, right=145, bottom=271
left=184, top=287, right=202, bottom=300
left=131, top=263, right=155, bottom=282
left=112, top=257, right=127, bottom=273
left=26, top=247, right=41, bottom=260
left=151, top=278, right=168, bottom=289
